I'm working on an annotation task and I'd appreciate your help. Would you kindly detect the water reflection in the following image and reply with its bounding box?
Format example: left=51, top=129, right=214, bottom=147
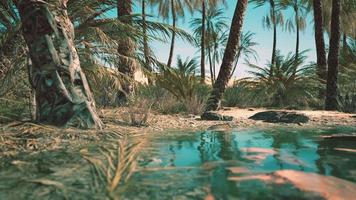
left=124, top=127, right=356, bottom=199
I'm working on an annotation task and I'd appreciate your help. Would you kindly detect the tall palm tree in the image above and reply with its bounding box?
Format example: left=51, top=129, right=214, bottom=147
left=280, top=0, right=309, bottom=61
left=250, top=0, right=284, bottom=70
left=150, top=0, right=193, bottom=67
left=325, top=0, right=341, bottom=110
left=194, top=0, right=225, bottom=83
left=205, top=0, right=248, bottom=111
left=311, top=0, right=327, bottom=86
left=142, top=0, right=151, bottom=72
left=190, top=7, right=229, bottom=84
left=117, top=0, right=137, bottom=101
left=16, top=0, right=103, bottom=128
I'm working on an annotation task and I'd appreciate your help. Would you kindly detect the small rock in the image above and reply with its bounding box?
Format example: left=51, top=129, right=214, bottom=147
left=249, top=111, right=309, bottom=124
left=201, top=111, right=234, bottom=121
left=352, top=115, right=356, bottom=118
left=248, top=108, right=254, bottom=111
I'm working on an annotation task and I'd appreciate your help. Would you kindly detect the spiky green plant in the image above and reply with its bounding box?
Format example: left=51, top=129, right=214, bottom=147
left=243, top=51, right=320, bottom=108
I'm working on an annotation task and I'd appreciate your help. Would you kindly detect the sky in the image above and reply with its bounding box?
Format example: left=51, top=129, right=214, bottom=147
left=127, top=1, right=318, bottom=78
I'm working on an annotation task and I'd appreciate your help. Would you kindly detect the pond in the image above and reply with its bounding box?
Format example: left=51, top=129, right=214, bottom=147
left=123, top=127, right=356, bottom=200
left=1, top=126, right=356, bottom=200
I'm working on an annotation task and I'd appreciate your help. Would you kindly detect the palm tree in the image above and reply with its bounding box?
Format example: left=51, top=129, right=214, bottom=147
left=193, top=0, right=225, bottom=84
left=311, top=0, right=327, bottom=84
left=190, top=7, right=229, bottom=84
left=205, top=0, right=248, bottom=111
left=230, top=31, right=259, bottom=79
left=325, top=0, right=341, bottom=110
left=142, top=0, right=151, bottom=73
left=117, top=0, right=137, bottom=102
left=250, top=0, right=284, bottom=70
left=244, top=51, right=318, bottom=107
left=150, top=0, right=193, bottom=67
left=16, top=0, right=103, bottom=128
left=280, top=0, right=309, bottom=61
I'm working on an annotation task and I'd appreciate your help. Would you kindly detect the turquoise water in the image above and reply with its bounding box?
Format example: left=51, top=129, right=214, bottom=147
left=123, top=127, right=356, bottom=199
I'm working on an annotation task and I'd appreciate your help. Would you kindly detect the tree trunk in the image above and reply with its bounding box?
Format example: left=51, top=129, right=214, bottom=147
left=325, top=0, right=341, bottom=111
left=270, top=0, right=277, bottom=75
left=201, top=0, right=206, bottom=83
left=342, top=33, right=347, bottom=49
left=208, top=47, right=214, bottom=84
left=295, top=4, right=299, bottom=61
left=167, top=0, right=176, bottom=68
left=117, top=0, right=136, bottom=102
left=205, top=0, right=248, bottom=111
left=17, top=0, right=102, bottom=129
left=142, top=0, right=151, bottom=73
left=313, top=0, right=327, bottom=81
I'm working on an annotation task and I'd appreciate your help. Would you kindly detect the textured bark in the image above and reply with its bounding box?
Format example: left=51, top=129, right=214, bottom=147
left=270, top=0, right=276, bottom=70
left=17, top=0, right=102, bottom=129
left=325, top=0, right=341, bottom=111
left=208, top=47, right=214, bottom=84
left=167, top=0, right=176, bottom=68
left=201, top=0, right=206, bottom=83
left=294, top=3, right=299, bottom=62
left=205, top=0, right=248, bottom=111
left=117, top=0, right=136, bottom=101
left=313, top=0, right=327, bottom=82
left=142, top=0, right=151, bottom=73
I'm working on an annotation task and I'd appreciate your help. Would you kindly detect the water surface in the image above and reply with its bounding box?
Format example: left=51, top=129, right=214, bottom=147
left=123, top=127, right=356, bottom=199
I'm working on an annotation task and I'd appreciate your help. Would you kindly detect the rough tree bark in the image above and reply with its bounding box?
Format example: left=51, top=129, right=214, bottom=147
left=201, top=0, right=206, bottom=83
left=325, top=0, right=341, bottom=111
left=17, top=0, right=103, bottom=129
left=167, top=0, right=176, bottom=68
left=205, top=0, right=248, bottom=111
left=312, top=0, right=327, bottom=97
left=270, top=0, right=277, bottom=71
left=117, top=0, right=136, bottom=102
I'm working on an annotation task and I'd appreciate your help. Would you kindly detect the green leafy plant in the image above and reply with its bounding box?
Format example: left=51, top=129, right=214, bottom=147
left=242, top=51, right=320, bottom=108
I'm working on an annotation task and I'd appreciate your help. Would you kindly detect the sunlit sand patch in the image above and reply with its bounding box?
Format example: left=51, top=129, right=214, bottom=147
left=334, top=148, right=356, bottom=153
left=240, top=147, right=277, bottom=163
left=226, top=167, right=250, bottom=174
left=240, top=147, right=277, bottom=154
left=229, top=170, right=356, bottom=200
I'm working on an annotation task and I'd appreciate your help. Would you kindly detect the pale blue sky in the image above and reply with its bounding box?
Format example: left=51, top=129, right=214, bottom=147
left=121, top=1, right=319, bottom=78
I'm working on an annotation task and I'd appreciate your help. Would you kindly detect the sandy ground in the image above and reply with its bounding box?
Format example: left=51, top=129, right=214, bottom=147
left=102, top=107, right=356, bottom=133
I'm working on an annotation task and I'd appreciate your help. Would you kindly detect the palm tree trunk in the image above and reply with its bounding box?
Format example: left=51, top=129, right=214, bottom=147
left=167, top=0, right=176, bottom=67
left=325, top=0, right=341, bottom=111
left=342, top=33, right=347, bottom=49
left=270, top=0, right=276, bottom=68
left=313, top=0, right=327, bottom=82
left=17, top=0, right=102, bottom=129
left=142, top=0, right=151, bottom=72
left=117, top=0, right=136, bottom=102
left=205, top=0, right=248, bottom=111
left=208, top=47, right=214, bottom=84
left=201, top=0, right=206, bottom=83
left=295, top=4, right=299, bottom=61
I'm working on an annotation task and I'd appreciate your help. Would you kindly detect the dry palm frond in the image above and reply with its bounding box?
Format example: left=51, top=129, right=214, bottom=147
left=81, top=136, right=144, bottom=196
